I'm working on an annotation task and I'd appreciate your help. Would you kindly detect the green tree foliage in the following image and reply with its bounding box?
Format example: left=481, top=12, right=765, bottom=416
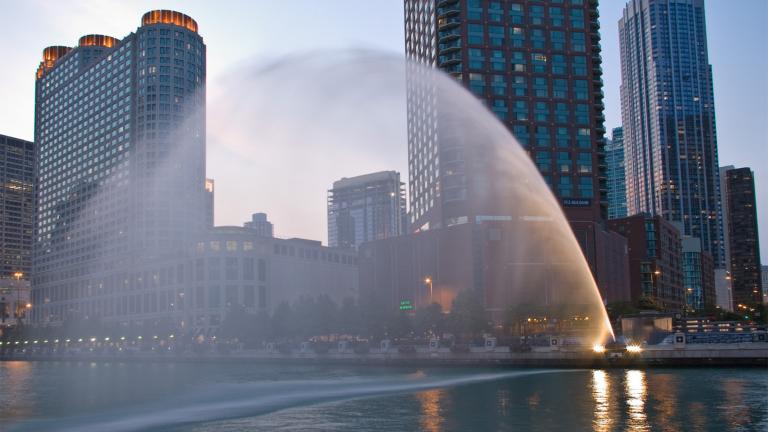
left=446, top=290, right=489, bottom=338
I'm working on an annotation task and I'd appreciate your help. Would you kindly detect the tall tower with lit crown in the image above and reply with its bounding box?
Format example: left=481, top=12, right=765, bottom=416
left=32, top=10, right=207, bottom=325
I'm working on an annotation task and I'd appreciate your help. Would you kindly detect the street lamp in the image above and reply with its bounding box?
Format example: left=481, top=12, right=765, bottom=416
left=424, top=277, right=433, bottom=304
left=12, top=272, right=24, bottom=324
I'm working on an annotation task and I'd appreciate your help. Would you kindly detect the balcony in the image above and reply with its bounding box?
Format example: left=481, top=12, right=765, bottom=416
left=438, top=16, right=461, bottom=29
left=439, top=52, right=462, bottom=66
left=437, top=5, right=461, bottom=17
left=439, top=39, right=462, bottom=53
left=438, top=28, right=461, bottom=41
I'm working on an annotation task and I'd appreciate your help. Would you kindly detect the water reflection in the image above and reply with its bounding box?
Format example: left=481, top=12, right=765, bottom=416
left=625, top=370, right=649, bottom=431
left=0, top=361, right=34, bottom=420
left=416, top=389, right=444, bottom=432
left=721, top=379, right=750, bottom=429
left=591, top=370, right=612, bottom=432
left=646, top=373, right=680, bottom=431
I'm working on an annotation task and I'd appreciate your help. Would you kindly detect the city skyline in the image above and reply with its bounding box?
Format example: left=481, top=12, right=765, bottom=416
left=0, top=0, right=765, bottom=258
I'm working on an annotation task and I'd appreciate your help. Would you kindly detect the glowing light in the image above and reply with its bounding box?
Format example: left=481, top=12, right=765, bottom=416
left=593, top=344, right=606, bottom=353
left=592, top=370, right=612, bottom=432
left=626, top=344, right=643, bottom=353
left=90, top=337, right=96, bottom=342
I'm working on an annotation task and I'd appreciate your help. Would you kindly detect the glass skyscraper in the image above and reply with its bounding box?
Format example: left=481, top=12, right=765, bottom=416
left=619, top=0, right=724, bottom=267
left=327, top=171, right=407, bottom=249
left=32, top=10, right=207, bottom=325
left=606, top=126, right=627, bottom=219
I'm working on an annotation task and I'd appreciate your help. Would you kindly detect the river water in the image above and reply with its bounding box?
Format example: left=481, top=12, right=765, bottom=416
left=1, top=361, right=765, bottom=431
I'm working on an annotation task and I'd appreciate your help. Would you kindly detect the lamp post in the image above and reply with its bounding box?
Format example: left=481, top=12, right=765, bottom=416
left=12, top=272, right=23, bottom=325
left=424, top=277, right=433, bottom=304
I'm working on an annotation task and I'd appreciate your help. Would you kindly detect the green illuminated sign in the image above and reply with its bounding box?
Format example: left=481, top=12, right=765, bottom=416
left=399, top=300, right=413, bottom=311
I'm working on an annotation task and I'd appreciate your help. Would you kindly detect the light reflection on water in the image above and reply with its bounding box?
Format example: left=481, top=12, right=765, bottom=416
left=722, top=378, right=751, bottom=430
left=2, top=363, right=766, bottom=432
left=591, top=370, right=612, bottom=432
left=0, top=361, right=34, bottom=420
left=416, top=389, right=444, bottom=432
left=625, top=370, right=649, bottom=431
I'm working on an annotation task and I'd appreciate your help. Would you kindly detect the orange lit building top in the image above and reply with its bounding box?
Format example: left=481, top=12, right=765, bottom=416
left=36, top=46, right=72, bottom=79
left=141, top=10, right=198, bottom=33
left=78, top=34, right=117, bottom=48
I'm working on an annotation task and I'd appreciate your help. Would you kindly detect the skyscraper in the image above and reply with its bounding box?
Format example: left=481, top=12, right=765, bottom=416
left=0, top=134, right=34, bottom=280
left=723, top=167, right=762, bottom=307
left=619, top=0, right=724, bottom=267
left=328, top=171, right=406, bottom=249
left=405, top=0, right=607, bottom=231
left=402, top=0, right=627, bottom=305
left=0, top=134, right=34, bottom=326
left=32, top=10, right=207, bottom=325
left=606, top=127, right=627, bottom=219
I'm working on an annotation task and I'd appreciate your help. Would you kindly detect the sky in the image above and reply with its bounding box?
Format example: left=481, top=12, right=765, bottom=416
left=0, top=0, right=765, bottom=257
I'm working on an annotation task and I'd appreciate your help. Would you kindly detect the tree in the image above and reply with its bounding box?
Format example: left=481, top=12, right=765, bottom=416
left=414, top=302, right=444, bottom=339
left=270, top=301, right=294, bottom=340
left=337, top=297, right=361, bottom=336
left=446, top=290, right=489, bottom=338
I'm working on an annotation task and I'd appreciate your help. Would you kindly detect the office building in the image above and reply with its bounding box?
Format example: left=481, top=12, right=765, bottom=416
left=0, top=134, right=34, bottom=281
left=681, top=236, right=715, bottom=312
left=608, top=214, right=684, bottom=311
left=32, top=10, right=208, bottom=325
left=244, top=212, right=274, bottom=238
left=190, top=227, right=358, bottom=333
left=619, top=0, right=724, bottom=267
left=327, top=171, right=406, bottom=249
left=606, top=127, right=627, bottom=219
left=723, top=167, right=762, bottom=306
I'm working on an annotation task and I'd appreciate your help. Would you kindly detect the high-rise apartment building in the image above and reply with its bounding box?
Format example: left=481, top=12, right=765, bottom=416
left=0, top=134, right=35, bottom=280
left=400, top=0, right=628, bottom=308
left=327, top=171, right=406, bottom=249
left=723, top=167, right=762, bottom=307
left=405, top=0, right=607, bottom=231
left=619, top=0, right=724, bottom=267
left=606, top=127, right=627, bottom=219
left=32, top=10, right=207, bottom=325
